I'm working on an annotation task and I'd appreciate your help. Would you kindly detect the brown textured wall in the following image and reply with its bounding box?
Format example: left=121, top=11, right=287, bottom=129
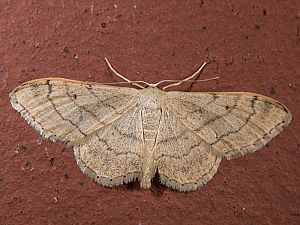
left=0, top=0, right=299, bottom=224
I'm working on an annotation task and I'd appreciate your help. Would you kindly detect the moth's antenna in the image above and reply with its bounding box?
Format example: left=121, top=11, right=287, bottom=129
left=95, top=81, right=150, bottom=86
left=162, top=62, right=208, bottom=90
left=104, top=58, right=145, bottom=89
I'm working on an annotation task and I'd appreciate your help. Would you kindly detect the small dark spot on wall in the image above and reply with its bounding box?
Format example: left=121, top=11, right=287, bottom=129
left=225, top=106, right=229, bottom=110
left=270, top=86, right=276, bottom=95
left=73, top=94, right=77, bottom=99
left=0, top=176, right=3, bottom=182
left=225, top=58, right=234, bottom=65
left=24, top=160, right=31, bottom=167
left=255, top=24, right=260, bottom=30
left=101, top=22, right=106, bottom=28
left=263, top=9, right=267, bottom=16
left=16, top=144, right=27, bottom=152
left=63, top=46, right=69, bottom=53
left=64, top=172, right=69, bottom=180
left=49, top=157, right=55, bottom=166
left=200, top=0, right=204, bottom=7
left=202, top=26, right=207, bottom=30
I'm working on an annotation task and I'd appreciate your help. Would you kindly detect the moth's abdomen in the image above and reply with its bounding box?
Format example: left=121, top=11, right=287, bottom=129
left=140, top=99, right=162, bottom=188
left=141, top=101, right=162, bottom=150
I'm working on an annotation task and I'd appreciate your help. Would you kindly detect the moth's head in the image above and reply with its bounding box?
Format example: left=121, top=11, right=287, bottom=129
left=144, top=83, right=160, bottom=89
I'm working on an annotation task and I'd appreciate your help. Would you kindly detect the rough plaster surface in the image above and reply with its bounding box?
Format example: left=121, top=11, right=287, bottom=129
left=0, top=0, right=299, bottom=224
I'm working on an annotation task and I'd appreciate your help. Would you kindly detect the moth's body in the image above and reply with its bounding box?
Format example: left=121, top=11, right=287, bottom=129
left=139, top=87, right=164, bottom=188
left=10, top=67, right=292, bottom=191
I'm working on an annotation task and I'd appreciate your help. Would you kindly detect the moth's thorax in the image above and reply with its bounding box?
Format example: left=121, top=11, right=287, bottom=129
left=139, top=86, right=165, bottom=104
left=140, top=88, right=163, bottom=150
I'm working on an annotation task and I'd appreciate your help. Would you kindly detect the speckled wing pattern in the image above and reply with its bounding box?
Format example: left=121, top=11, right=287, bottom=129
left=10, top=78, right=144, bottom=186
left=10, top=78, right=292, bottom=191
left=165, top=91, right=292, bottom=159
left=158, top=91, right=291, bottom=191
left=10, top=78, right=139, bottom=144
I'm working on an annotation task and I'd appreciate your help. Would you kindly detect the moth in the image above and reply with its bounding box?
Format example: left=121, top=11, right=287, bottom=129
left=9, top=58, right=292, bottom=191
